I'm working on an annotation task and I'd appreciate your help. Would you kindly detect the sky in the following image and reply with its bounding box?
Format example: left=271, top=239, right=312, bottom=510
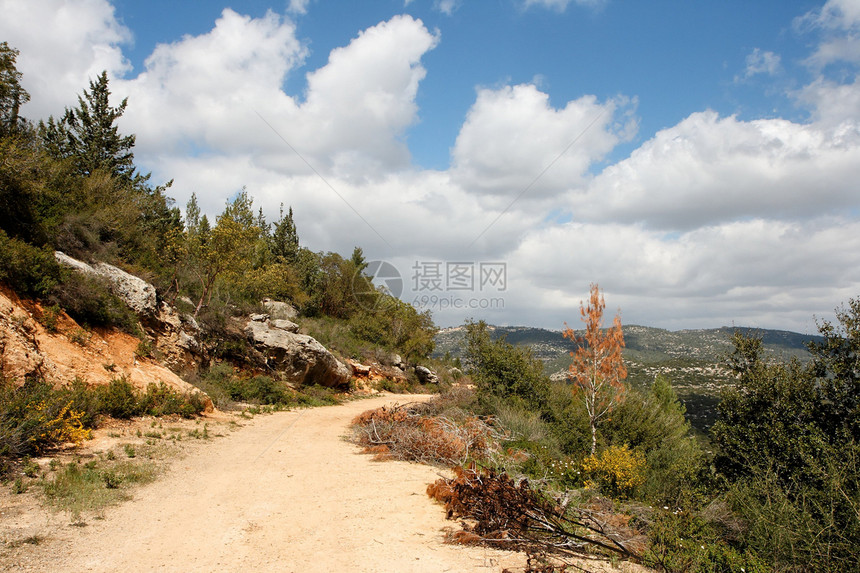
left=2, top=0, right=860, bottom=334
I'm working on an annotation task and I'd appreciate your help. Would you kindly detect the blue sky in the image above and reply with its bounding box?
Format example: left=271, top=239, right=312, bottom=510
left=114, top=0, right=818, bottom=169
left=3, top=0, right=860, bottom=333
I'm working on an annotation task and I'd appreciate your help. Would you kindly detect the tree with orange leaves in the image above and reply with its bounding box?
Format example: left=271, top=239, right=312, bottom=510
left=563, top=284, right=627, bottom=455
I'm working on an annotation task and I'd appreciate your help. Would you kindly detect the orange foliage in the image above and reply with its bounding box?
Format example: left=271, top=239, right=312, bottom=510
left=351, top=403, right=493, bottom=466
left=563, top=283, right=627, bottom=454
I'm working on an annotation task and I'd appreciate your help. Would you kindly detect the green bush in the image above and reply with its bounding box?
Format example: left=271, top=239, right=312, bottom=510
left=644, top=509, right=769, bottom=573
left=96, top=377, right=139, bottom=419
left=0, top=230, right=60, bottom=296
left=0, top=378, right=92, bottom=461
left=48, top=272, right=138, bottom=332
left=139, top=383, right=205, bottom=418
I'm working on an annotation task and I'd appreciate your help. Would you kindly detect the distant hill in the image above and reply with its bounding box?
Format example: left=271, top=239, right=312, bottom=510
left=434, top=324, right=823, bottom=432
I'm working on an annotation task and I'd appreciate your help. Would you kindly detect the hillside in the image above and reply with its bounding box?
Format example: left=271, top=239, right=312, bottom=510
left=434, top=323, right=824, bottom=431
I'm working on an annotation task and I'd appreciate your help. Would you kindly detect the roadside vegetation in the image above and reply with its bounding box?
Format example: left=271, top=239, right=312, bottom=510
left=0, top=42, right=438, bottom=521
left=353, top=286, right=860, bottom=572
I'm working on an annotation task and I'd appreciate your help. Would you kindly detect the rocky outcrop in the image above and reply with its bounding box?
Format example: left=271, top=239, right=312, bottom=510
left=415, top=365, right=439, bottom=384
left=0, top=285, right=211, bottom=411
left=54, top=252, right=158, bottom=316
left=244, top=317, right=350, bottom=389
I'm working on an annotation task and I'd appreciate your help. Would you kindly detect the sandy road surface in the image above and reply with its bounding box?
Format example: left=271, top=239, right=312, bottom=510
left=4, top=395, right=528, bottom=572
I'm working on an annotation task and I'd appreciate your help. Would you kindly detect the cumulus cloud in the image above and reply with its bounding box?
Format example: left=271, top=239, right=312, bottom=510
left=117, top=10, right=439, bottom=208
left=496, top=215, right=860, bottom=332
left=451, top=84, right=635, bottom=199
left=5, top=0, right=860, bottom=333
left=118, top=9, right=307, bottom=159
left=567, top=111, right=860, bottom=230
left=0, top=0, right=131, bottom=119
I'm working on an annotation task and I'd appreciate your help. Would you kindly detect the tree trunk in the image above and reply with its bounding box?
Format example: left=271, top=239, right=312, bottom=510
left=590, top=421, right=597, bottom=455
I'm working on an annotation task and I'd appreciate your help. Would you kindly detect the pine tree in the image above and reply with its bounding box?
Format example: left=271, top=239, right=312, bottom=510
left=0, top=42, right=30, bottom=136
left=39, top=71, right=136, bottom=180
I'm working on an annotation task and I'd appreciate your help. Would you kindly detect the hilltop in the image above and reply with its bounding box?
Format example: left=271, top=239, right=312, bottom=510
left=434, top=323, right=823, bottom=431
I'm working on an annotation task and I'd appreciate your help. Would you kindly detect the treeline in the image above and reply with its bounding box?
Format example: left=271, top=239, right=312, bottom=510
left=0, top=42, right=434, bottom=362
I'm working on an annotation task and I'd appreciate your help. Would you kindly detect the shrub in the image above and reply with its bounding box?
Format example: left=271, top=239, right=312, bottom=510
left=0, top=379, right=92, bottom=460
left=97, top=377, right=139, bottom=419
left=0, top=230, right=60, bottom=297
left=139, top=383, right=205, bottom=418
left=581, top=444, right=646, bottom=499
left=48, top=272, right=138, bottom=332
left=643, top=509, right=769, bottom=573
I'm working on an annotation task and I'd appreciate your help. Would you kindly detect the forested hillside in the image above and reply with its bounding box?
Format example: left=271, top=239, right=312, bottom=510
left=0, top=42, right=436, bottom=369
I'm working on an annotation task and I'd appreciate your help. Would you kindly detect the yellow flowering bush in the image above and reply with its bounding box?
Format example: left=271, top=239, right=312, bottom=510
left=30, top=399, right=91, bottom=452
left=581, top=444, right=646, bottom=499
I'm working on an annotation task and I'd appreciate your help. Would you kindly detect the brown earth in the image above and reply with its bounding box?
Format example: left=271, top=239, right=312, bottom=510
left=1, top=395, right=647, bottom=572
left=0, top=285, right=204, bottom=400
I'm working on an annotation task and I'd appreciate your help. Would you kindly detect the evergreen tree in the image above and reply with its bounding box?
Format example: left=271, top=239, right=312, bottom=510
left=0, top=42, right=30, bottom=136
left=40, top=71, right=136, bottom=180
left=270, top=204, right=299, bottom=263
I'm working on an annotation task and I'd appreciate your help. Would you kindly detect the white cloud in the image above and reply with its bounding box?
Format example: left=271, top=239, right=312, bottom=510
left=287, top=0, right=310, bottom=15
left=798, top=0, right=860, bottom=67
left=434, top=0, right=460, bottom=15
left=568, top=110, right=860, bottom=230
left=0, top=0, right=131, bottom=119
left=117, top=9, right=306, bottom=158
left=118, top=11, right=439, bottom=191
left=451, top=84, right=635, bottom=198
left=5, top=0, right=860, bottom=333
left=495, top=215, right=860, bottom=332
left=741, top=48, right=781, bottom=78
left=522, top=0, right=607, bottom=12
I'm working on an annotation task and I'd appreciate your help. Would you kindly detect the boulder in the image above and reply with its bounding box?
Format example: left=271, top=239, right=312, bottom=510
left=54, top=251, right=158, bottom=316
left=261, top=298, right=298, bottom=321
left=244, top=319, right=350, bottom=388
left=271, top=319, right=300, bottom=333
left=391, top=353, right=406, bottom=369
left=415, top=365, right=439, bottom=384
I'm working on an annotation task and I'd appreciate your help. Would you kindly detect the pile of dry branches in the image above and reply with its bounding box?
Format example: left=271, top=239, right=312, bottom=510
left=427, top=465, right=646, bottom=564
left=351, top=402, right=499, bottom=466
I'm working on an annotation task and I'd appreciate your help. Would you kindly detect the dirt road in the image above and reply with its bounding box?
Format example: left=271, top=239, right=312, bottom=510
left=4, top=395, right=527, bottom=572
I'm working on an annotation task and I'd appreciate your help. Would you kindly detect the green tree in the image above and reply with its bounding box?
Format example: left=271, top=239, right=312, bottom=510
left=40, top=71, right=136, bottom=180
left=0, top=42, right=30, bottom=136
left=464, top=320, right=549, bottom=410
left=712, top=316, right=860, bottom=571
left=187, top=191, right=262, bottom=315
left=269, top=204, right=299, bottom=263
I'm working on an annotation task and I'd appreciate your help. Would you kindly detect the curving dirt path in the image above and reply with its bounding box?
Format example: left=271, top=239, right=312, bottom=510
left=4, top=395, right=529, bottom=572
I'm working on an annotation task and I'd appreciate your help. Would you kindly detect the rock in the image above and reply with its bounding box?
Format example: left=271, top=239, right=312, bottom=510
left=249, top=313, right=270, bottom=322
left=415, top=365, right=439, bottom=384
left=271, top=319, right=300, bottom=333
left=261, top=298, right=298, bottom=321
left=349, top=361, right=372, bottom=377
left=54, top=251, right=158, bottom=316
left=391, top=354, right=406, bottom=369
left=244, top=320, right=350, bottom=388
